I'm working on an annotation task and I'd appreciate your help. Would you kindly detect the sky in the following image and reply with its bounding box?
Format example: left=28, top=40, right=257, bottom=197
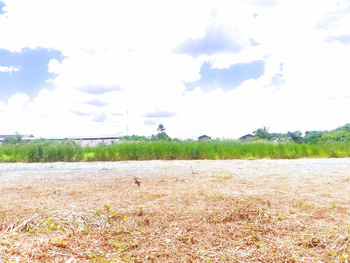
left=1, top=0, right=350, bottom=139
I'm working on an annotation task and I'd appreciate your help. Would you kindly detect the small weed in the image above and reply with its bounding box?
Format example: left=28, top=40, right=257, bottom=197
left=83, top=152, right=96, bottom=161
left=278, top=214, right=286, bottom=222
left=85, top=252, right=111, bottom=263
left=257, top=240, right=264, bottom=248
left=330, top=202, right=348, bottom=213
left=95, top=210, right=102, bottom=215
left=113, top=239, right=138, bottom=252
left=104, top=204, right=111, bottom=213
left=339, top=254, right=348, bottom=261
left=44, top=216, right=58, bottom=232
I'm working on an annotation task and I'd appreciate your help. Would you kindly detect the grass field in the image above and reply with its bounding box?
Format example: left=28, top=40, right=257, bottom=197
left=2, top=140, right=350, bottom=162
left=0, top=160, right=349, bottom=262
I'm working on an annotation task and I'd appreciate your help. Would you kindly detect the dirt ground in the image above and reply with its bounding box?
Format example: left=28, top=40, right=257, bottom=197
left=0, top=159, right=349, bottom=262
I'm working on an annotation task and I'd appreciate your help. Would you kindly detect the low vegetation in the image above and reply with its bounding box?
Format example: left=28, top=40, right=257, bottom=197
left=1, top=140, right=350, bottom=162
left=2, top=123, right=350, bottom=162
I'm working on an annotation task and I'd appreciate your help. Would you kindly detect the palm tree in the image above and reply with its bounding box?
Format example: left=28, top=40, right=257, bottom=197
left=157, top=124, right=165, bottom=133
left=253, top=126, right=271, bottom=140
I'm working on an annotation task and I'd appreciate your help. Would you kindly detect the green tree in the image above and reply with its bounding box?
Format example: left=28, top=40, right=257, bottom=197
left=152, top=124, right=171, bottom=141
left=287, top=131, right=303, bottom=144
left=2, top=135, right=22, bottom=144
left=152, top=132, right=171, bottom=141
left=304, top=132, right=323, bottom=144
left=253, top=127, right=271, bottom=140
left=340, top=123, right=350, bottom=132
left=157, top=124, right=165, bottom=133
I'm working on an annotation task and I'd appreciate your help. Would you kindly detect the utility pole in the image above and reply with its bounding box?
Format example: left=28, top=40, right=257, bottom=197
left=126, top=110, right=129, bottom=136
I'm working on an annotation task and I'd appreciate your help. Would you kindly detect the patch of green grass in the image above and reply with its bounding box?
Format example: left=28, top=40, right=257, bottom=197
left=2, top=140, right=350, bottom=162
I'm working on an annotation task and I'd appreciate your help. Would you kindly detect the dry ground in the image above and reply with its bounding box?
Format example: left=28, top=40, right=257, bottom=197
left=0, top=160, right=349, bottom=262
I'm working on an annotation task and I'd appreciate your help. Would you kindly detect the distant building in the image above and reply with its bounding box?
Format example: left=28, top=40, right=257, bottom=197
left=239, top=134, right=254, bottom=141
left=72, top=136, right=120, bottom=146
left=0, top=134, right=120, bottom=146
left=45, top=136, right=120, bottom=146
left=198, top=135, right=211, bottom=141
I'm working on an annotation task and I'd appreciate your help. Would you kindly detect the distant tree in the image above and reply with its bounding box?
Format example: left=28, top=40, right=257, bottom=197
left=320, top=130, right=350, bottom=143
left=152, top=132, right=171, bottom=141
left=340, top=123, right=350, bottom=132
left=252, top=127, right=304, bottom=142
left=2, top=135, right=22, bottom=145
left=270, top=132, right=289, bottom=141
left=152, top=124, right=171, bottom=141
left=253, top=127, right=271, bottom=140
left=304, top=132, right=323, bottom=144
left=303, top=123, right=350, bottom=144
left=287, top=131, right=303, bottom=144
left=157, top=124, right=165, bottom=133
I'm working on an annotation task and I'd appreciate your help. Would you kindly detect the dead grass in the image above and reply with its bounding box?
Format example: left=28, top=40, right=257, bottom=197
left=0, top=162, right=349, bottom=262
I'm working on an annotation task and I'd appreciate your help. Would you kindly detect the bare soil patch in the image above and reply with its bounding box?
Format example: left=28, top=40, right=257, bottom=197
left=0, top=159, right=350, bottom=262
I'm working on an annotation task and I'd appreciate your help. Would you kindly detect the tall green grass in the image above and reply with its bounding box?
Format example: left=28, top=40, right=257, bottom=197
left=1, top=140, right=350, bottom=162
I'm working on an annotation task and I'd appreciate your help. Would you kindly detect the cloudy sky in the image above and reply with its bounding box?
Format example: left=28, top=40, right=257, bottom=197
left=1, top=0, right=350, bottom=139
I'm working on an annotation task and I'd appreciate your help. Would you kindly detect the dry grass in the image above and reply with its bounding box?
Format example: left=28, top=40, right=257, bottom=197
left=0, top=162, right=349, bottom=262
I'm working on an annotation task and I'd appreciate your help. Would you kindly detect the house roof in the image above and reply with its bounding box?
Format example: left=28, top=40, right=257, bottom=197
left=239, top=134, right=254, bottom=140
left=198, top=135, right=211, bottom=140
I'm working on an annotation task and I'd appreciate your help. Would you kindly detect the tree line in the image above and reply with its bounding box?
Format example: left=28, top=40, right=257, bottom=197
left=252, top=124, right=350, bottom=144
left=2, top=123, right=350, bottom=145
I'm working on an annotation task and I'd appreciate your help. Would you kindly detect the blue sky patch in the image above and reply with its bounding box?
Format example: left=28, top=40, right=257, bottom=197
left=92, top=113, right=107, bottom=123
left=0, top=1, right=5, bottom=14
left=144, top=110, right=176, bottom=118
left=78, top=85, right=122, bottom=94
left=250, top=38, right=259, bottom=46
left=144, top=119, right=156, bottom=126
left=270, top=73, right=285, bottom=86
left=185, top=60, right=265, bottom=91
left=70, top=110, right=91, bottom=117
left=84, top=99, right=107, bottom=107
left=327, top=34, right=350, bottom=44
left=0, top=48, right=63, bottom=100
left=251, top=0, right=278, bottom=7
left=175, top=27, right=242, bottom=56
left=279, top=63, right=284, bottom=71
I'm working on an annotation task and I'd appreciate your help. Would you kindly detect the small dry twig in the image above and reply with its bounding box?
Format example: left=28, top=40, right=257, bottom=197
left=134, top=176, right=141, bottom=187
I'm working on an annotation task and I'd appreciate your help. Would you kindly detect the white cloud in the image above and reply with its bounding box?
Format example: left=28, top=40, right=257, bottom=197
left=7, top=93, right=29, bottom=109
left=0, top=65, right=19, bottom=73
left=1, top=0, right=350, bottom=138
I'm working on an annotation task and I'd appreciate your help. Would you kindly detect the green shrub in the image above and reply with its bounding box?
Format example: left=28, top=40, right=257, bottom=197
left=1, top=139, right=350, bottom=162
